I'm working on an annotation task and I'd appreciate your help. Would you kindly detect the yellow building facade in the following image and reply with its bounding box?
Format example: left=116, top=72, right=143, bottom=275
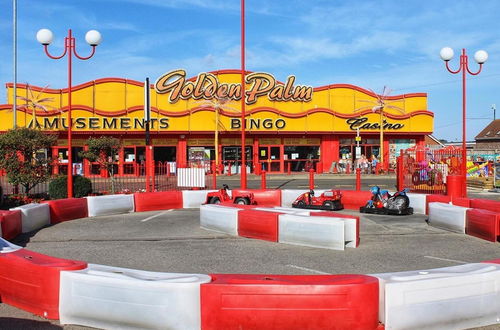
left=0, top=69, right=433, bottom=174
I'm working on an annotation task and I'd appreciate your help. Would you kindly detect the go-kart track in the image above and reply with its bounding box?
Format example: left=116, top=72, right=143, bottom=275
left=1, top=188, right=500, bottom=329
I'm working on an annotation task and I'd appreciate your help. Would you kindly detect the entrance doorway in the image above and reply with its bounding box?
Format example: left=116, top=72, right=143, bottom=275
left=258, top=146, right=281, bottom=172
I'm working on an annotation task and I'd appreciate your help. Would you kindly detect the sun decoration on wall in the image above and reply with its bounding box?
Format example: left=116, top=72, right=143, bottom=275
left=15, top=84, right=59, bottom=127
left=196, top=95, right=241, bottom=168
left=354, top=86, right=406, bottom=170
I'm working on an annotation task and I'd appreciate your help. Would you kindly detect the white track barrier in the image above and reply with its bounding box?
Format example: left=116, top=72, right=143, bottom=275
left=86, top=194, right=135, bottom=217
left=59, top=264, right=211, bottom=330
left=177, top=168, right=205, bottom=188
left=406, top=193, right=426, bottom=214
left=10, top=203, right=50, bottom=233
left=280, top=189, right=326, bottom=207
left=0, top=237, right=22, bottom=253
left=428, top=202, right=468, bottom=233
left=182, top=190, right=216, bottom=208
left=199, top=205, right=240, bottom=235
left=373, top=263, right=500, bottom=330
left=278, top=214, right=345, bottom=250
left=255, top=207, right=310, bottom=216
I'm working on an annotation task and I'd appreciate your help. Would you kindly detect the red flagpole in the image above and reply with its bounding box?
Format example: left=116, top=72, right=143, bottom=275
left=240, top=0, right=247, bottom=189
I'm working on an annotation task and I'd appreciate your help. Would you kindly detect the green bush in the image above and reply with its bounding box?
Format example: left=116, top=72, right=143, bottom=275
left=49, top=175, right=93, bottom=199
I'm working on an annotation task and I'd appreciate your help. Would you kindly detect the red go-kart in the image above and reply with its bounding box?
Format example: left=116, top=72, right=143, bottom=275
left=292, top=189, right=343, bottom=211
left=205, top=184, right=257, bottom=205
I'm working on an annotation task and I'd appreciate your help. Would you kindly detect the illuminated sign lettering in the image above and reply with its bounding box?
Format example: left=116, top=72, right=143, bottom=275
left=155, top=69, right=313, bottom=105
left=346, top=117, right=404, bottom=130
left=28, top=117, right=170, bottom=130
left=230, top=118, right=286, bottom=130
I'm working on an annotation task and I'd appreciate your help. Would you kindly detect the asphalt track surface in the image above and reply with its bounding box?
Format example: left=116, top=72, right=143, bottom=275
left=1, top=176, right=500, bottom=329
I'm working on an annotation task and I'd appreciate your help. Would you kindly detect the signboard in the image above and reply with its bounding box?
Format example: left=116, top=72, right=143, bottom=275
left=355, top=147, right=361, bottom=159
left=155, top=69, right=313, bottom=105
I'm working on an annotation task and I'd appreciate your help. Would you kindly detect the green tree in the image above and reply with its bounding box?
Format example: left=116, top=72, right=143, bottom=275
left=0, top=127, right=57, bottom=194
left=79, top=136, right=121, bottom=193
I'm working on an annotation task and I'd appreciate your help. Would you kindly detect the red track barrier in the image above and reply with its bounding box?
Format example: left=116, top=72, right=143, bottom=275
left=0, top=249, right=86, bottom=319
left=43, top=198, right=88, bottom=224
left=231, top=189, right=281, bottom=207
left=310, top=212, right=360, bottom=247
left=466, top=209, right=500, bottom=242
left=238, top=209, right=282, bottom=242
left=0, top=210, right=22, bottom=241
left=309, top=169, right=314, bottom=190
left=261, top=170, right=267, bottom=189
left=219, top=202, right=258, bottom=209
left=134, top=191, right=183, bottom=212
left=201, top=273, right=379, bottom=330
left=340, top=190, right=372, bottom=210
left=355, top=168, right=361, bottom=191
left=451, top=196, right=471, bottom=208
left=425, top=194, right=451, bottom=214
left=469, top=199, right=500, bottom=213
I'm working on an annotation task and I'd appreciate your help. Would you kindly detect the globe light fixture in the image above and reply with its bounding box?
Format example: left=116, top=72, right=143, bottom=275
left=440, top=47, right=486, bottom=197
left=37, top=29, right=101, bottom=198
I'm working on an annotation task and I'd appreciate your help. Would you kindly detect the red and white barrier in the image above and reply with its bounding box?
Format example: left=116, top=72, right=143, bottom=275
left=199, top=205, right=240, bottom=235
left=201, top=273, right=380, bottom=330
left=255, top=206, right=310, bottom=216
left=428, top=202, right=469, bottom=233
left=59, top=264, right=210, bottom=330
left=238, top=209, right=282, bottom=242
left=278, top=214, right=346, bottom=250
left=0, top=210, right=22, bottom=241
left=232, top=188, right=282, bottom=206
left=310, top=211, right=360, bottom=248
left=340, top=190, right=372, bottom=210
left=10, top=203, right=50, bottom=233
left=373, top=263, right=500, bottom=330
left=470, top=198, right=500, bottom=213
left=425, top=194, right=451, bottom=214
left=182, top=190, right=215, bottom=208
left=466, top=208, right=500, bottom=242
left=0, top=247, right=86, bottom=319
left=43, top=198, right=88, bottom=224
left=86, top=194, right=135, bottom=217
left=134, top=191, right=182, bottom=212
left=406, top=193, right=427, bottom=214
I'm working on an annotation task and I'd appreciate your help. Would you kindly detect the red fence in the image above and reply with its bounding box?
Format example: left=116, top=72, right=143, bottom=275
left=398, top=145, right=462, bottom=194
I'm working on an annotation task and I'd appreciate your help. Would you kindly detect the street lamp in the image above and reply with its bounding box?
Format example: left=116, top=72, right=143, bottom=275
left=37, top=28, right=101, bottom=198
left=440, top=47, right=487, bottom=197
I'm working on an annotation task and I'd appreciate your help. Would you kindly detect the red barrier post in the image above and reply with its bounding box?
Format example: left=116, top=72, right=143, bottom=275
left=212, top=167, right=217, bottom=190
left=261, top=170, right=267, bottom=189
left=356, top=168, right=361, bottom=191
left=145, top=146, right=153, bottom=192
left=447, top=175, right=464, bottom=198
left=396, top=156, right=404, bottom=191
left=309, top=168, right=315, bottom=190
left=287, top=161, right=291, bottom=175
left=166, top=163, right=170, bottom=177
left=228, top=162, right=232, bottom=176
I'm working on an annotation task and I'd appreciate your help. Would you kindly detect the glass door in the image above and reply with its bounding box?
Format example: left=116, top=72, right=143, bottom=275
left=258, top=146, right=281, bottom=173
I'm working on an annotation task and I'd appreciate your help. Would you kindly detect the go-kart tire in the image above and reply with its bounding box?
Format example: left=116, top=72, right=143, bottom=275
left=294, top=200, right=307, bottom=208
left=388, top=195, right=409, bottom=211
left=322, top=201, right=334, bottom=210
left=209, top=197, right=221, bottom=204
left=333, top=200, right=343, bottom=210
left=234, top=197, right=250, bottom=205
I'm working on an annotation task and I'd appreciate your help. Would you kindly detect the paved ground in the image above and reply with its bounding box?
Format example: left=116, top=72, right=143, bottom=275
left=2, top=205, right=500, bottom=329
left=1, top=175, right=499, bottom=329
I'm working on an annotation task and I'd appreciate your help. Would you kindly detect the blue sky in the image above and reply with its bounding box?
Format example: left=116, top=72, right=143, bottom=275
left=1, top=0, right=499, bottom=141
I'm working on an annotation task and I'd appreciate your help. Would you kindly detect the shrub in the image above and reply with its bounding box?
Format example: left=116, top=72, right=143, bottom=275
left=49, top=175, right=93, bottom=199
